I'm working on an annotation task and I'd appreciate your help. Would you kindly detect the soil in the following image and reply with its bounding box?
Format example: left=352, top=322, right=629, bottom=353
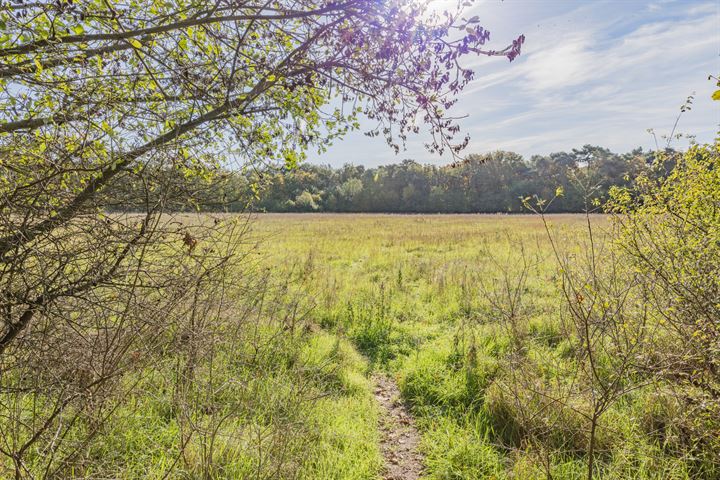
left=373, top=374, right=425, bottom=480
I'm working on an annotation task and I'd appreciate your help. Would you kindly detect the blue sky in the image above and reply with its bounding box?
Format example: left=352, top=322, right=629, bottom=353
left=310, top=0, right=719, bottom=167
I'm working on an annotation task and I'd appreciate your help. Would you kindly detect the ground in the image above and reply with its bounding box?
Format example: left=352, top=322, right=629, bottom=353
left=242, top=213, right=696, bottom=479
left=374, top=373, right=424, bottom=480
left=23, top=212, right=695, bottom=479
left=248, top=214, right=594, bottom=478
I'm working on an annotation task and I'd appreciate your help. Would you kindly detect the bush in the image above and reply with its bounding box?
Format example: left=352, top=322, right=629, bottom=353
left=608, top=143, right=720, bottom=474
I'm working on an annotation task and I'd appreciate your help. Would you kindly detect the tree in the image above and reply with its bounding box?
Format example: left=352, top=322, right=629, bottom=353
left=0, top=0, right=523, bottom=359
left=0, top=1, right=523, bottom=475
left=337, top=177, right=363, bottom=206
left=463, top=151, right=528, bottom=212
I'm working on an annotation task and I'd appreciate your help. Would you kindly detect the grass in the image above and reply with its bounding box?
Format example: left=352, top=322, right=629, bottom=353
left=4, top=213, right=708, bottom=478
left=251, top=213, right=704, bottom=480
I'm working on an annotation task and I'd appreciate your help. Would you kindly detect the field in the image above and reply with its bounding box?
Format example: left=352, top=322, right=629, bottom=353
left=2, top=211, right=714, bottom=479
left=242, top=213, right=697, bottom=479
left=4, top=3, right=718, bottom=478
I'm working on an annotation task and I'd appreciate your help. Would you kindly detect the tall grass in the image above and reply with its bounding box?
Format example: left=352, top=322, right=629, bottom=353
left=255, top=213, right=711, bottom=479
left=6, top=212, right=711, bottom=478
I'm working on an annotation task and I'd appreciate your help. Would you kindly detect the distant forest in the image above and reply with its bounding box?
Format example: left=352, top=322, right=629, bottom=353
left=112, top=145, right=676, bottom=213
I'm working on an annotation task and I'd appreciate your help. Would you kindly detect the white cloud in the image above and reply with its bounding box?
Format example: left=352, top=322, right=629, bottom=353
left=521, top=36, right=595, bottom=91
left=459, top=1, right=719, bottom=156
left=311, top=0, right=720, bottom=166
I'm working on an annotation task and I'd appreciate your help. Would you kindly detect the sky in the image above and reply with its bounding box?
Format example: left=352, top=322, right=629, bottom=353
left=309, top=0, right=720, bottom=167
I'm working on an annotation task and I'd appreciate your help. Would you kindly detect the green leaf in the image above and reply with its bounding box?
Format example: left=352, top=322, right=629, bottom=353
left=72, top=25, right=84, bottom=35
left=129, top=39, right=142, bottom=49
left=712, top=90, right=720, bottom=101
left=284, top=150, right=298, bottom=170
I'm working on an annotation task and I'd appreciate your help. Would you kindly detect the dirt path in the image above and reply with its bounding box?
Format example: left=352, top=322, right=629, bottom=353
left=373, top=374, right=425, bottom=480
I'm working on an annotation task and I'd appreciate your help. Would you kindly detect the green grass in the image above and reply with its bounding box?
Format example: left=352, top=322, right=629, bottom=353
left=5, top=213, right=709, bottom=478
left=251, top=213, right=706, bottom=480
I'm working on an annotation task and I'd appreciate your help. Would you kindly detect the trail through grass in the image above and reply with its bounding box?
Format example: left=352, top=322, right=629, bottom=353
left=374, top=373, right=424, bottom=479
left=255, top=213, right=700, bottom=479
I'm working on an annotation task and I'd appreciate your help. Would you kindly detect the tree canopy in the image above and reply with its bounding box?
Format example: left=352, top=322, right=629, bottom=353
left=156, top=145, right=655, bottom=213
left=0, top=0, right=523, bottom=353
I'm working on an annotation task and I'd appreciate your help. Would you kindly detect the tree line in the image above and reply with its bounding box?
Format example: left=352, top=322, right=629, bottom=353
left=156, top=145, right=672, bottom=213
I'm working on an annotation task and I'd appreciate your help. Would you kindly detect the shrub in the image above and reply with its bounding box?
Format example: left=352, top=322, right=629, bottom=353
left=608, top=143, right=720, bottom=474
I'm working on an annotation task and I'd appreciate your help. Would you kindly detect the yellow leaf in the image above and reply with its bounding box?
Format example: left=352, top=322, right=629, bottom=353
left=712, top=90, right=720, bottom=101
left=129, top=39, right=142, bottom=49
left=34, top=58, right=43, bottom=74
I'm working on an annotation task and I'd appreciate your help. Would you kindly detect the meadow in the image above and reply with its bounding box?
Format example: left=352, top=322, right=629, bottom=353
left=244, top=213, right=704, bottom=479
left=0, top=210, right=719, bottom=480
left=1, top=209, right=716, bottom=479
left=3, top=2, right=717, bottom=478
